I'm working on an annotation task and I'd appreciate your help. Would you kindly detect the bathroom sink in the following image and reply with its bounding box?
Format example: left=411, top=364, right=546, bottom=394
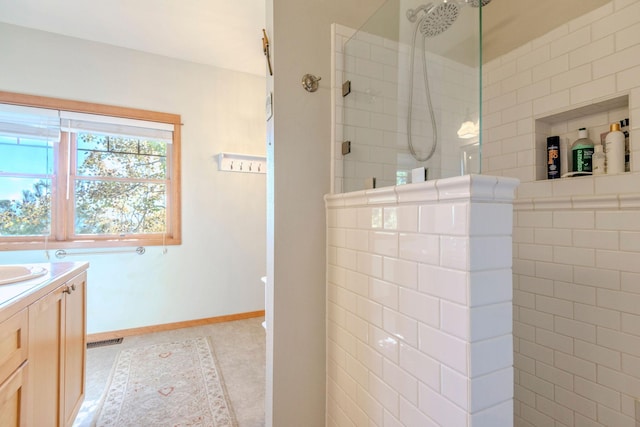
left=0, top=265, right=48, bottom=285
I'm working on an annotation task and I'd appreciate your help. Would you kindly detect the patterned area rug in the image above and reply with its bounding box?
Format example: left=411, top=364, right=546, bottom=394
left=94, top=337, right=237, bottom=426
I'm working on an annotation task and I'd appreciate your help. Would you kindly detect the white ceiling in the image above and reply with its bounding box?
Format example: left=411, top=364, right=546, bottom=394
left=0, top=0, right=267, bottom=76
left=0, top=0, right=611, bottom=76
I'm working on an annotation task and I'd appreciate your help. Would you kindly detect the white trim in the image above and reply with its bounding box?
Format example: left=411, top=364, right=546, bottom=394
left=0, top=103, right=60, bottom=140
left=59, top=111, right=174, bottom=132
left=60, top=111, right=173, bottom=143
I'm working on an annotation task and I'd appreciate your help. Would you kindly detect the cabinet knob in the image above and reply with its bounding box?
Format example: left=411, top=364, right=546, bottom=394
left=62, top=283, right=77, bottom=294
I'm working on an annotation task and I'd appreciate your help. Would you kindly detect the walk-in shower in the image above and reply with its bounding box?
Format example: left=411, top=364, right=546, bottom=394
left=336, top=0, right=486, bottom=192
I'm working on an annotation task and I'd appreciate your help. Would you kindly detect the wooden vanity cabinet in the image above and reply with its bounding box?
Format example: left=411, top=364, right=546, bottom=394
left=26, top=271, right=87, bottom=427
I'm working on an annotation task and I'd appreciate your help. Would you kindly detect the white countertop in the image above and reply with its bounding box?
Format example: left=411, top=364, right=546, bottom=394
left=0, top=262, right=89, bottom=321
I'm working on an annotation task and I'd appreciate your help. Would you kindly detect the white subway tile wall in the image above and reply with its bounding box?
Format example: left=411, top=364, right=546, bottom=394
left=483, top=2, right=640, bottom=182
left=326, top=176, right=518, bottom=426
left=483, top=2, right=640, bottom=426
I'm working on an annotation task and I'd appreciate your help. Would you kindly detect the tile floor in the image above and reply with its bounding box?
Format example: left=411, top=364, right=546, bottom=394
left=73, top=316, right=266, bottom=427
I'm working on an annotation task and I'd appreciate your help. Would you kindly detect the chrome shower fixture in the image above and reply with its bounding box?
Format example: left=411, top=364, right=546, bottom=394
left=404, top=0, right=489, bottom=162
left=419, top=2, right=460, bottom=37
left=406, top=3, right=434, bottom=23
left=465, top=0, right=492, bottom=7
left=407, top=0, right=491, bottom=21
left=404, top=0, right=461, bottom=162
left=406, top=2, right=460, bottom=37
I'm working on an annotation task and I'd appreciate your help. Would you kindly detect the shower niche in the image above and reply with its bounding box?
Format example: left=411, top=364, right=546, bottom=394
left=334, top=0, right=483, bottom=193
left=534, top=94, right=630, bottom=180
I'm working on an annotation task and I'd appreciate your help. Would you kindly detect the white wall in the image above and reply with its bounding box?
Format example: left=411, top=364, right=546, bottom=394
left=265, top=0, right=385, bottom=425
left=0, top=23, right=267, bottom=334
left=483, top=1, right=640, bottom=426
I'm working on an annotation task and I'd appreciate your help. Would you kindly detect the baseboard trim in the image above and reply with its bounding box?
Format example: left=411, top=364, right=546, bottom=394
left=86, top=310, right=265, bottom=342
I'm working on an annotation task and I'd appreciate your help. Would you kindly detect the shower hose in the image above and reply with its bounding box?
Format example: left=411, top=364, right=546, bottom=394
left=407, top=18, right=438, bottom=162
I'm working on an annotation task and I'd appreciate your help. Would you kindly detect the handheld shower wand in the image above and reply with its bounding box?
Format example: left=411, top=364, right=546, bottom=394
left=405, top=0, right=490, bottom=162
left=405, top=1, right=460, bottom=162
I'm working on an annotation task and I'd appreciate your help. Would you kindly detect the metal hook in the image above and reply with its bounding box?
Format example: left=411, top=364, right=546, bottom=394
left=262, top=29, right=273, bottom=76
left=302, top=74, right=322, bottom=92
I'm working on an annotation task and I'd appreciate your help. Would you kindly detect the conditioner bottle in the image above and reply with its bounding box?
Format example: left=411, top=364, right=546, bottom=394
left=605, top=122, right=625, bottom=175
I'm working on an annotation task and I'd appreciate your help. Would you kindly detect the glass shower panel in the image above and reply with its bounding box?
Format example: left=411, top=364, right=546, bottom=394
left=341, top=0, right=482, bottom=192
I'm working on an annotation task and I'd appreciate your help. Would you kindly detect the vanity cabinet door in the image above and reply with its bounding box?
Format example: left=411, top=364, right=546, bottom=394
left=27, top=271, right=87, bottom=427
left=62, top=272, right=86, bottom=427
left=0, top=362, right=28, bottom=427
left=27, top=284, right=64, bottom=427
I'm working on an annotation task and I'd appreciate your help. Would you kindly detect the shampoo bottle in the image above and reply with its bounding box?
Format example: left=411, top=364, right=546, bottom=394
left=571, top=127, right=594, bottom=175
left=605, top=122, right=625, bottom=174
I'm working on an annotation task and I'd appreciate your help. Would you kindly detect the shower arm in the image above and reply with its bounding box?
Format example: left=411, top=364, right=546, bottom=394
left=407, top=0, right=490, bottom=22
left=406, top=3, right=434, bottom=22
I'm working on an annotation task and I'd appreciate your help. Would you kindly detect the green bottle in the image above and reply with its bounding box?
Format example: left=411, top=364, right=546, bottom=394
left=571, top=127, right=594, bottom=175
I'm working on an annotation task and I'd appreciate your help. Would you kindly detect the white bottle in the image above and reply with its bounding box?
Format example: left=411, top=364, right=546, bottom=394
left=605, top=123, right=625, bottom=174
left=592, top=144, right=605, bottom=175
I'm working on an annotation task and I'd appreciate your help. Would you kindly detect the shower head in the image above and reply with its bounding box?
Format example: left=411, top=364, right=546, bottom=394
left=418, top=2, right=460, bottom=37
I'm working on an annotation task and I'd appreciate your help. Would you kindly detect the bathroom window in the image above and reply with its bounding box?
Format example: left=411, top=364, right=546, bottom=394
left=0, top=92, right=181, bottom=250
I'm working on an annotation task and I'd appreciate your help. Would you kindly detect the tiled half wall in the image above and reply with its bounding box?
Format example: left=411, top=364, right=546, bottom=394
left=325, top=175, right=519, bottom=426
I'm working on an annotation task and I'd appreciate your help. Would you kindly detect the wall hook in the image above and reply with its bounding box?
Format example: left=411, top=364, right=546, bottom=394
left=262, top=29, right=273, bottom=76
left=302, top=74, right=322, bottom=92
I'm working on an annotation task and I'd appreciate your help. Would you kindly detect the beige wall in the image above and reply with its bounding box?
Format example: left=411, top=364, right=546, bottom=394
left=265, top=1, right=385, bottom=425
